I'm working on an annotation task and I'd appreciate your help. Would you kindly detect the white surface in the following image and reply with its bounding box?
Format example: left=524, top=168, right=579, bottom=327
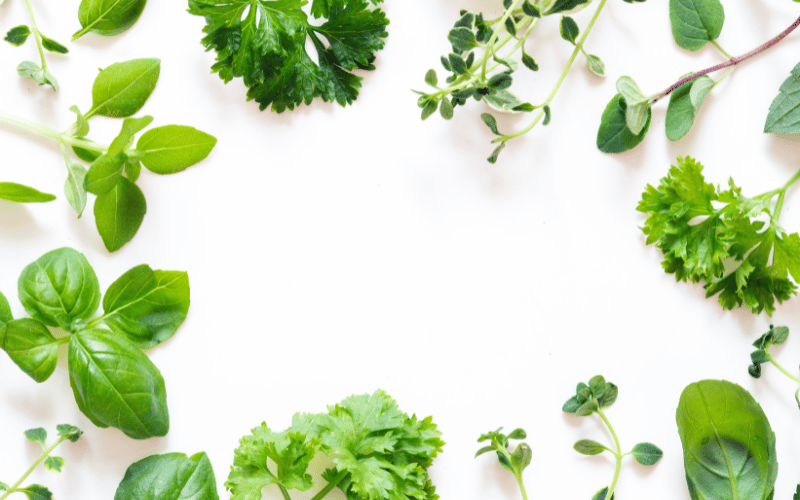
left=2, top=0, right=800, bottom=498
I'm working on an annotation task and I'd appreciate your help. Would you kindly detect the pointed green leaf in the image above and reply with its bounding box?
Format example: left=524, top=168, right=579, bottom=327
left=90, top=58, right=160, bottom=118
left=2, top=319, right=60, bottom=383
left=74, top=0, right=148, bottom=40
left=64, top=162, right=88, bottom=217
left=559, top=16, right=579, bottom=44
left=573, top=439, right=607, bottom=455
left=84, top=154, right=125, bottom=195
left=114, top=452, right=218, bottom=500
left=40, top=34, right=68, bottom=54
left=765, top=62, right=800, bottom=134
left=93, top=177, right=147, bottom=252
left=586, top=54, right=605, bottom=77
left=631, top=442, right=663, bottom=465
left=137, top=125, right=217, bottom=174
left=0, top=182, right=56, bottom=203
left=597, top=93, right=651, bottom=153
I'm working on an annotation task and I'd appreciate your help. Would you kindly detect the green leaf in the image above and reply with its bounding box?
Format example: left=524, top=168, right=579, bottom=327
left=448, top=27, right=478, bottom=52
left=0, top=182, right=56, bottom=203
left=484, top=89, right=525, bottom=112
left=72, top=146, right=101, bottom=163
left=666, top=76, right=714, bottom=141
left=545, top=0, right=592, bottom=15
left=588, top=375, right=606, bottom=396
left=586, top=54, right=605, bottom=77
left=573, top=439, right=606, bottom=455
left=439, top=98, right=454, bottom=120
left=765, top=61, right=800, bottom=134
left=137, top=125, right=217, bottom=174
left=0, top=483, right=8, bottom=492
left=0, top=291, right=12, bottom=329
left=1, top=318, right=60, bottom=383
left=24, top=427, right=47, bottom=446
left=93, top=177, right=147, bottom=252
left=40, top=34, right=68, bottom=54
left=43, top=456, right=65, bottom=473
left=488, top=73, right=513, bottom=91
left=64, top=163, right=88, bottom=217
left=17, top=61, right=42, bottom=80
left=68, top=329, right=169, bottom=439
left=690, top=74, right=714, bottom=109
left=108, top=116, right=154, bottom=158
left=562, top=395, right=581, bottom=413
left=420, top=99, right=438, bottom=120
left=677, top=380, right=777, bottom=500
left=90, top=58, right=160, bottom=118
left=69, top=106, right=91, bottom=137
left=669, top=0, right=724, bottom=51
left=751, top=349, right=770, bottom=364
left=487, top=143, right=505, bottom=164
left=17, top=484, right=52, bottom=500
left=481, top=113, right=501, bottom=135
left=597, top=383, right=618, bottom=408
left=5, top=25, right=31, bottom=46
left=592, top=487, right=611, bottom=500
left=424, top=69, right=437, bottom=87
left=56, top=424, right=83, bottom=442
left=575, top=400, right=598, bottom=416
left=559, top=16, right=579, bottom=44
left=630, top=442, right=663, bottom=465
left=101, top=264, right=190, bottom=349
left=597, top=93, right=651, bottom=153
left=510, top=442, right=531, bottom=471
left=18, top=248, right=101, bottom=330
left=114, top=452, right=219, bottom=500
left=84, top=154, right=125, bottom=195
left=771, top=326, right=790, bottom=345
left=616, top=77, right=649, bottom=134
left=507, top=428, right=526, bottom=440
left=448, top=53, right=468, bottom=74
left=74, top=0, right=148, bottom=40
left=521, top=53, right=539, bottom=71
left=616, top=76, right=646, bottom=105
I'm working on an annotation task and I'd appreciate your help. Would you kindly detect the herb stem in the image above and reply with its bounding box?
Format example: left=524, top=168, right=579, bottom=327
left=0, top=435, right=67, bottom=500
left=596, top=407, right=622, bottom=500
left=651, top=15, right=800, bottom=103
left=278, top=484, right=293, bottom=500
left=773, top=168, right=800, bottom=221
left=768, top=355, right=800, bottom=384
left=711, top=40, right=733, bottom=59
left=308, top=469, right=348, bottom=500
left=0, top=111, right=108, bottom=154
left=22, top=0, right=48, bottom=72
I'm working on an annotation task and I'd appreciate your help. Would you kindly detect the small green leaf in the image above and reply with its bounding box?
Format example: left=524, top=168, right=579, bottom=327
left=137, top=125, right=217, bottom=174
left=43, top=456, right=65, bottom=473
left=24, top=427, right=47, bottom=446
left=545, top=0, right=592, bottom=15
left=765, top=62, right=800, bottom=134
left=17, top=484, right=52, bottom=500
left=631, top=442, right=663, bottom=465
left=510, top=442, right=532, bottom=471
left=440, top=98, right=454, bottom=120
left=592, top=486, right=611, bottom=500
left=40, top=34, right=68, bottom=54
left=771, top=326, right=790, bottom=345
left=421, top=99, right=438, bottom=120
left=597, top=383, right=618, bottom=408
left=481, top=113, right=501, bottom=135
left=72, top=146, right=101, bottom=163
left=597, top=93, right=651, bottom=153
left=0, top=182, right=56, bottom=203
left=448, top=27, right=479, bottom=52
left=748, top=363, right=762, bottom=378
left=751, top=349, right=770, bottom=364
left=90, top=58, right=160, bottom=118
left=574, top=439, right=607, bottom=455
left=487, top=142, right=505, bottom=164
left=670, top=0, right=724, bottom=51
left=448, top=53, right=468, bottom=75
left=424, top=69, right=438, bottom=87
left=543, top=105, right=551, bottom=125
left=575, top=400, right=598, bottom=416
left=56, top=424, right=83, bottom=442
left=475, top=445, right=495, bottom=457
left=5, top=25, right=31, bottom=46
left=69, top=106, right=90, bottom=137
left=484, top=89, right=524, bottom=112
left=507, top=428, right=526, bottom=439
left=588, top=375, right=606, bottom=396
left=84, top=154, right=125, bottom=195
left=521, top=53, right=539, bottom=71
left=17, top=61, right=41, bottom=79
left=64, top=163, right=88, bottom=217
left=586, top=54, right=605, bottom=77
left=666, top=76, right=713, bottom=141
left=616, top=76, right=647, bottom=106
left=107, top=116, right=154, bottom=157
left=522, top=1, right=541, bottom=17
left=562, top=395, right=581, bottom=413
left=0, top=291, right=12, bottom=328
left=559, top=16, right=579, bottom=44
left=690, top=75, right=714, bottom=109
left=94, top=177, right=147, bottom=252
left=0, top=482, right=8, bottom=492
left=74, top=0, right=148, bottom=40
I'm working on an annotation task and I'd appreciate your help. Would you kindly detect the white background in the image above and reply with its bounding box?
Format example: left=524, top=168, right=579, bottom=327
left=2, top=0, right=800, bottom=498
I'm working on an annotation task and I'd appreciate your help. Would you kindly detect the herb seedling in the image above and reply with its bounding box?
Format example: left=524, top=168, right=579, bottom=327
left=638, top=156, right=800, bottom=315
left=3, top=0, right=68, bottom=89
left=597, top=0, right=800, bottom=153
left=227, top=390, right=443, bottom=500
left=187, top=0, right=389, bottom=112
left=115, top=452, right=219, bottom=500
left=415, top=0, right=646, bottom=163
left=475, top=428, right=531, bottom=500
left=748, top=324, right=800, bottom=408
left=0, top=247, right=190, bottom=439
left=0, top=58, right=217, bottom=252
left=0, top=424, right=82, bottom=500
left=73, top=0, right=148, bottom=40
left=563, top=375, right=663, bottom=500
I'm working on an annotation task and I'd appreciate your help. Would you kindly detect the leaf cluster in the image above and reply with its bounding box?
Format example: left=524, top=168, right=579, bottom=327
left=638, top=157, right=800, bottom=315
left=562, top=374, right=617, bottom=415
left=187, top=0, right=389, bottom=112
left=0, top=247, right=191, bottom=439
left=475, top=428, right=531, bottom=500
left=4, top=20, right=67, bottom=89
left=748, top=324, right=790, bottom=378
left=226, top=390, right=444, bottom=500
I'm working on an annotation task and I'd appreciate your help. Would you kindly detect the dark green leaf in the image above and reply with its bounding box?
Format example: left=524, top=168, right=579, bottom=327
left=488, top=73, right=512, bottom=91
left=545, top=0, right=591, bottom=15
left=448, top=27, right=478, bottom=52
left=440, top=98, right=454, bottom=120
left=475, top=445, right=495, bottom=457
left=64, top=163, right=88, bottom=217
left=74, top=0, right=148, bottom=40
left=56, top=424, right=83, bottom=442
left=522, top=1, right=541, bottom=17
left=0, top=182, right=56, bottom=203
left=481, top=113, right=501, bottom=135
left=559, top=16, right=579, bottom=44
left=487, top=142, right=505, bottom=164
left=84, top=154, right=125, bottom=195
left=421, top=100, right=438, bottom=120
left=448, top=53, right=468, bottom=75
left=90, top=58, right=160, bottom=118
left=630, top=442, right=663, bottom=465
left=597, top=93, right=651, bottom=153
left=573, top=439, right=606, bottom=455
left=669, top=0, right=724, bottom=51
left=137, top=125, right=217, bottom=174
left=17, top=484, right=52, bottom=500
left=597, top=383, right=618, bottom=408
left=1, top=318, right=60, bottom=383
left=5, top=25, right=31, bottom=46
left=521, top=53, right=539, bottom=71
left=543, top=105, right=551, bottom=125
left=751, top=349, right=770, bottom=364
left=575, top=400, right=598, bottom=416
left=562, top=395, right=581, bottom=413
left=40, top=34, right=68, bottom=54
left=68, top=329, right=169, bottom=439
left=505, top=17, right=517, bottom=37
left=592, top=487, right=611, bottom=500
left=771, top=326, right=790, bottom=345
left=24, top=427, right=47, bottom=446
left=440, top=55, right=452, bottom=71
left=424, top=69, right=438, bottom=87
left=93, top=177, right=147, bottom=252
left=748, top=363, right=762, bottom=378
left=765, top=62, right=800, bottom=134
left=114, top=452, right=219, bottom=500
left=454, top=12, right=474, bottom=28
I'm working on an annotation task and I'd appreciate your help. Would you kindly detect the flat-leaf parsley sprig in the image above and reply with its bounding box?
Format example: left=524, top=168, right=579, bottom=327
left=638, top=157, right=800, bottom=315
left=475, top=427, right=531, bottom=500
left=415, top=0, right=646, bottom=163
left=187, top=0, right=390, bottom=113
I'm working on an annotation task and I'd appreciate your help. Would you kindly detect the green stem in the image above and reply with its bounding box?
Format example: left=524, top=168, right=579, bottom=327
left=711, top=40, right=733, bottom=59
left=596, top=408, right=622, bottom=500
left=768, top=355, right=800, bottom=384
left=0, top=435, right=67, bottom=500
left=773, top=168, right=800, bottom=221
left=22, top=0, right=47, bottom=71
left=495, top=0, right=609, bottom=143
left=308, top=469, right=348, bottom=500
left=277, top=484, right=293, bottom=500
left=514, top=471, right=529, bottom=500
left=0, top=111, right=108, bottom=154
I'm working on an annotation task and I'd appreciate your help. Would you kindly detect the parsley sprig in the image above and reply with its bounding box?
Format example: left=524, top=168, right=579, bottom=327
left=638, top=157, right=800, bottom=315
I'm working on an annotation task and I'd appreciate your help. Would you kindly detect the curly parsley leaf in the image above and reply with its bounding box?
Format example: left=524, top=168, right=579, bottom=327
left=187, top=0, right=389, bottom=112
left=638, top=156, right=800, bottom=315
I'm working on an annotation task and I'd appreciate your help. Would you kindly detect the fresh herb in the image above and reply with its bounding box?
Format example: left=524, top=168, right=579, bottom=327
left=677, top=379, right=777, bottom=500
left=187, top=0, right=389, bottom=112
left=563, top=375, right=662, bottom=500
left=748, top=324, right=800, bottom=408
left=114, top=452, right=219, bottom=500
left=73, top=0, right=148, bottom=41
left=638, top=156, right=800, bottom=315
left=227, top=389, right=443, bottom=500
left=0, top=247, right=190, bottom=439
left=475, top=428, right=531, bottom=500
left=415, top=0, right=646, bottom=163
left=597, top=0, right=800, bottom=153
left=0, top=58, right=217, bottom=252
left=0, top=424, right=82, bottom=500
left=3, top=0, right=68, bottom=90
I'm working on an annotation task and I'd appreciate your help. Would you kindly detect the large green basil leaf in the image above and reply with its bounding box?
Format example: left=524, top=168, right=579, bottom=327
left=89, top=59, right=160, bottom=118
left=74, top=0, right=148, bottom=40
left=1, top=318, right=60, bottom=383
left=18, top=248, right=101, bottom=330
left=677, top=380, right=777, bottom=500
left=68, top=329, right=169, bottom=439
left=94, top=177, right=147, bottom=252
left=114, top=452, right=219, bottom=500
left=102, top=264, right=190, bottom=349
left=137, top=125, right=217, bottom=175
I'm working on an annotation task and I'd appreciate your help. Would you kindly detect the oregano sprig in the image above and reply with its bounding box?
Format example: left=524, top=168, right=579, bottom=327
left=748, top=325, right=800, bottom=408
left=563, top=375, right=663, bottom=500
left=0, top=424, right=82, bottom=500
left=475, top=428, right=531, bottom=500
left=3, top=0, right=68, bottom=90
left=415, top=0, right=646, bottom=163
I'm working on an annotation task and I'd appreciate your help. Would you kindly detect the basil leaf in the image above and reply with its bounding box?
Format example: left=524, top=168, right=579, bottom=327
left=114, top=452, right=219, bottom=500
left=597, top=93, right=651, bottom=153
left=0, top=291, right=12, bottom=328
left=74, top=0, right=148, bottom=40
left=69, top=105, right=91, bottom=137
left=669, top=0, right=724, bottom=51
left=94, top=177, right=147, bottom=252
left=137, top=125, right=217, bottom=174
left=89, top=58, right=160, bottom=118
left=16, top=485, right=52, bottom=500
left=5, top=25, right=31, bottom=46
left=102, top=264, right=190, bottom=349
left=677, top=380, right=777, bottom=500
left=107, top=116, right=153, bottom=158
left=1, top=318, right=60, bottom=383
left=0, top=182, right=56, bottom=203
left=84, top=154, right=125, bottom=195
left=764, top=61, right=800, bottom=134
left=64, top=162, right=88, bottom=217
left=68, top=329, right=169, bottom=439
left=18, top=248, right=101, bottom=330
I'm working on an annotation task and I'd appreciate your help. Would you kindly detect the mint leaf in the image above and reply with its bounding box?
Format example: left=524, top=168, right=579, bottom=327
left=765, top=61, right=800, bottom=134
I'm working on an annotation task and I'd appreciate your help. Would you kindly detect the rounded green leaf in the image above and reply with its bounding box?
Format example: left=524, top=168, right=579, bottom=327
left=137, top=125, right=217, bottom=174
left=90, top=58, right=160, bottom=118
left=68, top=329, right=169, bottom=439
left=573, top=439, right=607, bottom=455
left=559, top=16, right=579, bottom=44
left=0, top=182, right=56, bottom=203
left=18, top=248, right=101, bottom=330
left=24, top=427, right=47, bottom=445
left=764, top=62, right=800, bottom=134
left=1, top=318, right=60, bottom=383
left=669, top=0, right=724, bottom=51
left=84, top=154, right=125, bottom=195
left=562, top=395, right=581, bottom=413
left=631, top=442, right=663, bottom=466
left=5, top=25, right=32, bottom=46
left=94, top=177, right=147, bottom=252
left=0, top=291, right=12, bottom=328
left=74, top=0, right=148, bottom=40
left=115, top=452, right=218, bottom=500
left=666, top=81, right=696, bottom=141
left=597, top=93, right=651, bottom=153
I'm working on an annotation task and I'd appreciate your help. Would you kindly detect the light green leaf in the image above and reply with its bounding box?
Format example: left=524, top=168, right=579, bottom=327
left=0, top=182, right=56, bottom=203
left=2, top=318, right=60, bottom=383
left=137, top=125, right=217, bottom=174
left=24, top=427, right=47, bottom=446
left=93, top=177, right=147, bottom=252
left=17, top=484, right=52, bottom=500
left=64, top=163, right=88, bottom=217
left=573, top=439, right=607, bottom=455
left=56, top=424, right=83, bottom=442
left=69, top=105, right=90, bottom=137
left=484, top=89, right=524, bottom=112
left=89, top=58, right=160, bottom=118
left=0, top=291, right=12, bottom=328
left=43, top=456, right=65, bottom=473
left=74, top=0, right=148, bottom=40
left=630, top=442, right=663, bottom=465
left=107, top=116, right=153, bottom=157
left=586, top=54, right=605, bottom=77
left=616, top=76, right=647, bottom=106
left=669, top=0, right=724, bottom=51
left=690, top=75, right=714, bottom=109
left=666, top=75, right=714, bottom=141
left=84, top=154, right=125, bottom=195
